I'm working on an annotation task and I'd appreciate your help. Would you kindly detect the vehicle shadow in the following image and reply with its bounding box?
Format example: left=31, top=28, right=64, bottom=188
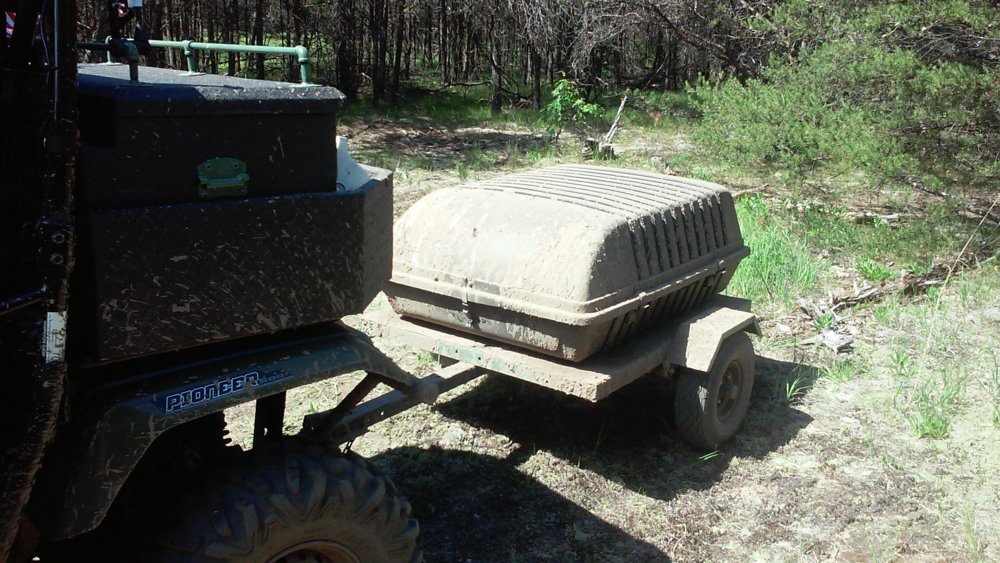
left=371, top=444, right=670, bottom=563
left=428, top=355, right=818, bottom=504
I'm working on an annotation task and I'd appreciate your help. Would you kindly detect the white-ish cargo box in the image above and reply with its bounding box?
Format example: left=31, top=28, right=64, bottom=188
left=385, top=165, right=749, bottom=362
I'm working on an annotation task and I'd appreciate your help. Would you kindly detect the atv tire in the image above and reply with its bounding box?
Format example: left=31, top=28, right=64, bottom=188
left=151, top=440, right=421, bottom=562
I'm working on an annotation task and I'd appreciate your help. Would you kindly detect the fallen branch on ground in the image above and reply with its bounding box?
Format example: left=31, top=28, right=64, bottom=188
left=732, top=185, right=768, bottom=198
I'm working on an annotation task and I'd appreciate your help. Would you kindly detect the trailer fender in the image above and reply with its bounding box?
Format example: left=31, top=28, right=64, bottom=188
left=667, top=299, right=760, bottom=374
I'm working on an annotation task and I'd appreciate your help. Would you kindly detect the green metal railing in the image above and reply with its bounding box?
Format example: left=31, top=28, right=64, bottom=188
left=83, top=38, right=315, bottom=85
left=147, top=40, right=314, bottom=85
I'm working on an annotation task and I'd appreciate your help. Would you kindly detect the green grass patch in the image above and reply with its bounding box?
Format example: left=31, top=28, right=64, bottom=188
left=857, top=259, right=895, bottom=283
left=902, top=369, right=966, bottom=438
left=822, top=359, right=858, bottom=383
left=727, top=195, right=822, bottom=305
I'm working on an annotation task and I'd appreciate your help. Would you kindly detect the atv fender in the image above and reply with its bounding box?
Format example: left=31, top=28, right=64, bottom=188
left=42, top=324, right=430, bottom=541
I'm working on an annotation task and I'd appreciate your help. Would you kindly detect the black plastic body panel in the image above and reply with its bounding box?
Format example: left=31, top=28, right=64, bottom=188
left=38, top=324, right=416, bottom=541
left=78, top=167, right=392, bottom=362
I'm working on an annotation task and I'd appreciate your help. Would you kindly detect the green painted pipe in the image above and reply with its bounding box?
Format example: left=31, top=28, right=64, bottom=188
left=148, top=39, right=314, bottom=85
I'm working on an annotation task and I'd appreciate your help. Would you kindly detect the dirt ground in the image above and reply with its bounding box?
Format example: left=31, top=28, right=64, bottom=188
left=225, top=120, right=1000, bottom=562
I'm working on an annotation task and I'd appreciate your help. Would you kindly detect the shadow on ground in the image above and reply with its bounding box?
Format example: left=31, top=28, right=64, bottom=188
left=430, top=355, right=815, bottom=502
left=371, top=355, right=818, bottom=561
left=344, top=121, right=551, bottom=171
left=373, top=358, right=818, bottom=562
left=374, top=445, right=667, bottom=562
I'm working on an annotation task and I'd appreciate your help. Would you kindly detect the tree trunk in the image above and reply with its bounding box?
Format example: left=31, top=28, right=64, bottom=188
left=336, top=0, right=359, bottom=100
left=252, top=0, right=266, bottom=79
left=490, top=33, right=501, bottom=116
left=438, top=0, right=448, bottom=82
left=531, top=46, right=541, bottom=109
left=391, top=0, right=406, bottom=100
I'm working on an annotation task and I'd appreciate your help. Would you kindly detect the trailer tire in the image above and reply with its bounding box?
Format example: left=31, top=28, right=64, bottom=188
left=673, top=331, right=755, bottom=450
left=150, top=440, right=422, bottom=563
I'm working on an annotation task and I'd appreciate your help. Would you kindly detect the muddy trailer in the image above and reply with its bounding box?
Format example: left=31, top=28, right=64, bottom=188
left=312, top=294, right=760, bottom=452
left=313, top=165, right=762, bottom=453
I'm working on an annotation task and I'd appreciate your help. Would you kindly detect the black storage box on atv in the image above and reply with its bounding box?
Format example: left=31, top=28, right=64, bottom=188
left=74, top=64, right=392, bottom=362
left=76, top=64, right=345, bottom=206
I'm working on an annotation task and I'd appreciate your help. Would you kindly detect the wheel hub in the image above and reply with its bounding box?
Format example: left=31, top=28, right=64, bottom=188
left=716, top=361, right=742, bottom=421
left=270, top=541, right=363, bottom=563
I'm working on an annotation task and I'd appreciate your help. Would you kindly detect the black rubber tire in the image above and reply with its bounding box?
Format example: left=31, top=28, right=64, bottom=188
left=150, top=440, right=421, bottom=563
left=673, top=331, right=755, bottom=451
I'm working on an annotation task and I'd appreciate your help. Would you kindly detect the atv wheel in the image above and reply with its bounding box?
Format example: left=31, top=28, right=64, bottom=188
left=673, top=331, right=755, bottom=450
left=152, top=440, right=421, bottom=563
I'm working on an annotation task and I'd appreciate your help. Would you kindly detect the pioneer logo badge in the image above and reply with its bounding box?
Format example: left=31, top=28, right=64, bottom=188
left=163, top=370, right=290, bottom=413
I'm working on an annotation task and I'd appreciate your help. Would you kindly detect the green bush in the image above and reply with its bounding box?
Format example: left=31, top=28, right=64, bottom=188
left=543, top=79, right=602, bottom=139
left=691, top=1, right=999, bottom=191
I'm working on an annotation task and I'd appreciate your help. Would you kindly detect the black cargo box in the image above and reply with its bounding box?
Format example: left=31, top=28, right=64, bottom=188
left=74, top=64, right=392, bottom=362
left=76, top=64, right=346, bottom=208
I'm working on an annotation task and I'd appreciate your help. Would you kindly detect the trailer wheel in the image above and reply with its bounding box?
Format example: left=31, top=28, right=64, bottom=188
left=151, top=440, right=421, bottom=563
left=673, top=331, right=755, bottom=450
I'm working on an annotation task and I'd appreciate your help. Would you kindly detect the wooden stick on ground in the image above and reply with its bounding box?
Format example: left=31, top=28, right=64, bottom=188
left=603, top=96, right=628, bottom=145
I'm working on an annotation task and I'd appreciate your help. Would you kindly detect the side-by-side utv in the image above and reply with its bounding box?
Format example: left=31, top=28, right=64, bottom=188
left=0, top=2, right=759, bottom=561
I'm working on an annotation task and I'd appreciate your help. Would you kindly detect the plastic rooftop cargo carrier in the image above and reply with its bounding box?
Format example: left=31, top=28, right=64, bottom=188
left=385, top=165, right=750, bottom=362
left=73, top=64, right=392, bottom=362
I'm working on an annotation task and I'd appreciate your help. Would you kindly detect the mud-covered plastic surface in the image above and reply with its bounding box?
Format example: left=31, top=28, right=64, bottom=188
left=72, top=65, right=393, bottom=362
left=385, top=165, right=749, bottom=362
left=82, top=164, right=392, bottom=362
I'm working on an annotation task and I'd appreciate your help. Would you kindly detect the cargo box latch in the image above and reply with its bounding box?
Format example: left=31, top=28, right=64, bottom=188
left=197, top=158, right=250, bottom=199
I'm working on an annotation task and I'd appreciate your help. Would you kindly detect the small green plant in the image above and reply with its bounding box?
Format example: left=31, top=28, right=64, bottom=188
left=908, top=402, right=951, bottom=438
left=414, top=351, right=436, bottom=368
left=543, top=79, right=601, bottom=140
left=891, top=350, right=915, bottom=379
left=871, top=295, right=902, bottom=325
left=698, top=450, right=721, bottom=462
left=956, top=278, right=975, bottom=308
left=823, top=360, right=856, bottom=383
left=857, top=259, right=895, bottom=283
left=926, top=285, right=941, bottom=303
left=985, top=354, right=1000, bottom=429
left=905, top=369, right=966, bottom=439
left=963, top=505, right=983, bottom=563
left=775, top=374, right=810, bottom=405
left=505, top=138, right=522, bottom=165
left=814, top=312, right=835, bottom=332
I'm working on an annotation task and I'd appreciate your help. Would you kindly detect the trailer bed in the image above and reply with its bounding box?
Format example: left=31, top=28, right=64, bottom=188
left=362, top=295, right=754, bottom=402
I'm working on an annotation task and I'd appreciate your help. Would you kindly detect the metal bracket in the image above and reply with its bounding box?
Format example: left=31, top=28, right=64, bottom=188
left=197, top=158, right=249, bottom=200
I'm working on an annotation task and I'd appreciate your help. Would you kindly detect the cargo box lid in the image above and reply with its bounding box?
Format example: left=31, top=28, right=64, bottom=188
left=389, top=165, right=748, bottom=326
left=77, top=63, right=346, bottom=117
